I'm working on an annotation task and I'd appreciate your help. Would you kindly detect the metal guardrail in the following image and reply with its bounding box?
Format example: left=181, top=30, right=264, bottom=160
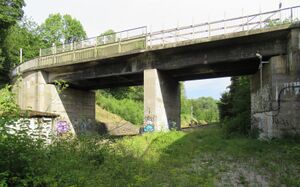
left=40, top=26, right=147, bottom=56
left=13, top=6, right=300, bottom=76
left=147, top=6, right=300, bottom=46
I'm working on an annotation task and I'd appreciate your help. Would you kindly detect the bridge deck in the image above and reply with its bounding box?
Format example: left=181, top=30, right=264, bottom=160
left=12, top=6, right=300, bottom=77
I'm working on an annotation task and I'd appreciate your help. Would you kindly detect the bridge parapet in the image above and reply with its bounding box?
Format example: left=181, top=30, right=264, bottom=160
left=12, top=28, right=147, bottom=76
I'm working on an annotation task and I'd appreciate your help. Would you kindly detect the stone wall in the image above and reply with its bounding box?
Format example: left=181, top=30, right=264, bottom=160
left=6, top=117, right=55, bottom=144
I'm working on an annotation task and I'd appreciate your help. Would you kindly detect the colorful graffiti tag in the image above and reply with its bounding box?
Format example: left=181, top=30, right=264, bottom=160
left=56, top=121, right=70, bottom=135
left=143, top=115, right=155, bottom=132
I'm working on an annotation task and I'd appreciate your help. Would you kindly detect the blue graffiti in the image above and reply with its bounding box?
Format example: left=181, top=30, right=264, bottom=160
left=144, top=124, right=154, bottom=132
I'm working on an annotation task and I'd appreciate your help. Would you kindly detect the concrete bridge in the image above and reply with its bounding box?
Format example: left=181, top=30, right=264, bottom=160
left=12, top=6, right=300, bottom=138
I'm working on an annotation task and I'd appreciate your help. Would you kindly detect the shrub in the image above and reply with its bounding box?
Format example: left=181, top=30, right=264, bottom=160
left=96, top=91, right=143, bottom=125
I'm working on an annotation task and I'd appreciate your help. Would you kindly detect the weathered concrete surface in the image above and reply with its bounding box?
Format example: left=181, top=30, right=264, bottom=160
left=144, top=69, right=180, bottom=131
left=251, top=28, right=300, bottom=138
left=13, top=71, right=95, bottom=135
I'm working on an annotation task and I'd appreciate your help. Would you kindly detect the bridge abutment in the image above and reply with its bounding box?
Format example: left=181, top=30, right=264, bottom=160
left=14, top=71, right=95, bottom=135
left=251, top=29, right=300, bottom=138
left=144, top=69, right=181, bottom=131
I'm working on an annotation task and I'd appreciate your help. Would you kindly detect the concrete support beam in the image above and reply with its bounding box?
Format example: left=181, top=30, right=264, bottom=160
left=251, top=29, right=300, bottom=138
left=144, top=69, right=180, bottom=131
left=13, top=70, right=95, bottom=135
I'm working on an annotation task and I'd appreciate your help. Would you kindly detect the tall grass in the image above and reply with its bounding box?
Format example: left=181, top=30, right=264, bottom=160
left=1, top=127, right=299, bottom=186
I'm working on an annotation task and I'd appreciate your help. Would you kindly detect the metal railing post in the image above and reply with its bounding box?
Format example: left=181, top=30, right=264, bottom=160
left=224, top=12, right=226, bottom=34
left=208, top=22, right=211, bottom=37
left=73, top=42, right=76, bottom=61
left=118, top=36, right=122, bottom=53
left=20, top=48, right=22, bottom=64
left=162, top=30, right=165, bottom=47
left=52, top=43, right=56, bottom=64
left=39, top=48, right=41, bottom=67
left=95, top=37, right=98, bottom=58
left=290, top=8, right=293, bottom=22
left=247, top=16, right=249, bottom=30
left=259, top=7, right=262, bottom=29
left=192, top=18, right=195, bottom=39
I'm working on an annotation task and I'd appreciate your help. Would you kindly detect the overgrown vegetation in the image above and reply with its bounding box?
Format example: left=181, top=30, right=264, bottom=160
left=218, top=76, right=251, bottom=136
left=1, top=112, right=299, bottom=187
left=181, top=83, right=219, bottom=127
left=0, top=2, right=87, bottom=87
left=96, top=89, right=144, bottom=125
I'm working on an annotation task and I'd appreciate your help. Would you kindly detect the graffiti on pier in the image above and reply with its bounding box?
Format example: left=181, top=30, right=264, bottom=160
left=282, top=81, right=300, bottom=95
left=56, top=120, right=70, bottom=135
left=143, top=114, right=155, bottom=133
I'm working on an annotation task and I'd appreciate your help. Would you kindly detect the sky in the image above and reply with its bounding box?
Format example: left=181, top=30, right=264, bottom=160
left=23, top=0, right=299, bottom=99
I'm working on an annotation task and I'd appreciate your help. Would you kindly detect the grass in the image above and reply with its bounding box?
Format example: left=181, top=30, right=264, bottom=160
left=1, top=126, right=299, bottom=186
left=110, top=127, right=300, bottom=186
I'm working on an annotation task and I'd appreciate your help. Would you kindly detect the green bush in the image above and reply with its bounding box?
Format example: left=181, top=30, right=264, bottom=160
left=96, top=91, right=143, bottom=125
left=218, top=76, right=251, bottom=136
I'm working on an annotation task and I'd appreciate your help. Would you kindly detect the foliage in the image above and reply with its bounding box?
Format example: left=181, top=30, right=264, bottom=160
left=3, top=17, right=45, bottom=67
left=0, top=0, right=25, bottom=87
left=99, top=29, right=117, bottom=44
left=1, top=108, right=299, bottom=187
left=0, top=85, right=19, bottom=117
left=266, top=18, right=296, bottom=28
left=181, top=83, right=219, bottom=127
left=54, top=79, right=69, bottom=94
left=103, top=86, right=143, bottom=101
left=40, top=13, right=87, bottom=45
left=96, top=90, right=143, bottom=125
left=218, top=76, right=251, bottom=136
left=0, top=0, right=25, bottom=30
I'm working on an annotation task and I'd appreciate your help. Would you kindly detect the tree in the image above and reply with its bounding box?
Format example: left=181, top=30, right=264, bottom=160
left=0, top=0, right=25, bottom=30
left=40, top=13, right=86, bottom=45
left=218, top=76, right=251, bottom=136
left=3, top=17, right=45, bottom=67
left=0, top=0, right=25, bottom=87
left=98, top=29, right=116, bottom=44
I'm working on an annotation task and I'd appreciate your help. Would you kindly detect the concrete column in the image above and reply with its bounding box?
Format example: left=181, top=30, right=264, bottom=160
left=251, top=29, right=300, bottom=138
left=13, top=70, right=95, bottom=135
left=144, top=69, right=180, bottom=131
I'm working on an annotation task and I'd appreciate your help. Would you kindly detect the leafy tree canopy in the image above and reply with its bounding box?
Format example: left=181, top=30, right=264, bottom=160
left=40, top=13, right=87, bottom=45
left=3, top=17, right=44, bottom=66
left=0, top=0, right=25, bottom=30
left=218, top=76, right=251, bottom=136
left=0, top=0, right=25, bottom=86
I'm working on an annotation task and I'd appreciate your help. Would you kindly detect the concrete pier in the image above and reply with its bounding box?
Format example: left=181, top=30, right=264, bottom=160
left=13, top=71, right=95, bottom=135
left=251, top=29, right=300, bottom=138
left=144, top=69, right=180, bottom=131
